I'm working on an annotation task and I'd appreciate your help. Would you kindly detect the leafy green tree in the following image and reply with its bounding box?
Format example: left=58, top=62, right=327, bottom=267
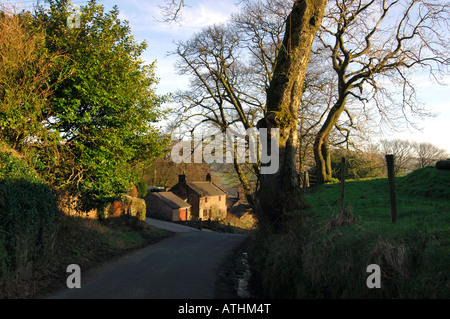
left=34, top=0, right=168, bottom=209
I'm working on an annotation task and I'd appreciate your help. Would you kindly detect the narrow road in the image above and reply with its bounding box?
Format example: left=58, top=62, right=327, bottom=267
left=45, top=218, right=248, bottom=299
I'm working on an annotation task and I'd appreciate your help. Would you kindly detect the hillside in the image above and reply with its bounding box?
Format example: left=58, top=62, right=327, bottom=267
left=397, top=166, right=450, bottom=199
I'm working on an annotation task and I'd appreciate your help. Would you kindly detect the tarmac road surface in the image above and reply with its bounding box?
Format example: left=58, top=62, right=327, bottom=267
left=44, top=218, right=248, bottom=299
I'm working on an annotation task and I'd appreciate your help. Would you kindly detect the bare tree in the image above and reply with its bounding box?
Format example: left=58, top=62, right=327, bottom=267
left=413, top=142, right=448, bottom=168
left=234, top=1, right=346, bottom=179
left=232, top=0, right=292, bottom=91
left=159, top=0, right=185, bottom=23
left=380, top=139, right=416, bottom=175
left=171, top=23, right=262, bottom=201
left=313, top=0, right=450, bottom=183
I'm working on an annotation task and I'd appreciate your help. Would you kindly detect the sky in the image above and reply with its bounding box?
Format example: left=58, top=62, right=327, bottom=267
left=4, top=0, right=450, bottom=155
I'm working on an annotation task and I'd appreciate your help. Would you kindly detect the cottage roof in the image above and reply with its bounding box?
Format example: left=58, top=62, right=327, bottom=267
left=186, top=182, right=227, bottom=197
left=152, top=192, right=191, bottom=209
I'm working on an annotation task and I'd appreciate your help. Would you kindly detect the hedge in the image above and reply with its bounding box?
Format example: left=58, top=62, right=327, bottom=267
left=0, top=150, right=57, bottom=278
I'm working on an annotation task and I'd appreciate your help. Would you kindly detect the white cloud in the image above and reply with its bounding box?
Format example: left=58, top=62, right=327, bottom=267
left=111, top=0, right=237, bottom=37
left=176, top=1, right=237, bottom=30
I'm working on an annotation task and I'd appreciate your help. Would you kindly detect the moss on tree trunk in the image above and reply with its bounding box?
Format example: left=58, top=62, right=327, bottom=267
left=256, top=0, right=326, bottom=228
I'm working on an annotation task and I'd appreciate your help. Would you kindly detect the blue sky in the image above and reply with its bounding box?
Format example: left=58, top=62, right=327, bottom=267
left=4, top=0, right=450, bottom=154
left=102, top=0, right=240, bottom=95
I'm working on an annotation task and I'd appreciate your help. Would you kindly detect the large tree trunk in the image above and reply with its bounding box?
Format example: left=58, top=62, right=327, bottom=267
left=256, top=0, right=326, bottom=228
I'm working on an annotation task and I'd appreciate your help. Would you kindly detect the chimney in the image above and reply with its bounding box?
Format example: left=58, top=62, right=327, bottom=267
left=206, top=172, right=212, bottom=182
left=179, top=171, right=186, bottom=184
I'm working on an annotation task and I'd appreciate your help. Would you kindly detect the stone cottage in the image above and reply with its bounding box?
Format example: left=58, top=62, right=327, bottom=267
left=145, top=191, right=191, bottom=221
left=170, top=173, right=227, bottom=220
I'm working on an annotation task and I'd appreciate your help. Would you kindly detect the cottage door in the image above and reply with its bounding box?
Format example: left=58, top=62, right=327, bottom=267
left=179, top=209, right=187, bottom=221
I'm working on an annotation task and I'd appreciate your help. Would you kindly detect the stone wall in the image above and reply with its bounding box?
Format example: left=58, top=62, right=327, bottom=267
left=58, top=192, right=146, bottom=221
left=104, top=195, right=146, bottom=221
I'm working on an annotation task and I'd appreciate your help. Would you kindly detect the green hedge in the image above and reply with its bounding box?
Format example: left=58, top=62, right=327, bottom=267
left=0, top=150, right=56, bottom=278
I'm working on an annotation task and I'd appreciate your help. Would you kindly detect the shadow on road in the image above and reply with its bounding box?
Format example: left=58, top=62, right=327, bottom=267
left=44, top=218, right=248, bottom=299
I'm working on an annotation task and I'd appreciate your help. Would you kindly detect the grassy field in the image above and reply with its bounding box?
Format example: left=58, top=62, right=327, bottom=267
left=248, top=167, right=449, bottom=298
left=306, top=168, right=449, bottom=232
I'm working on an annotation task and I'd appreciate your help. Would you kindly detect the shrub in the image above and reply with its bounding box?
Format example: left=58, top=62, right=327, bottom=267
left=135, top=180, right=148, bottom=198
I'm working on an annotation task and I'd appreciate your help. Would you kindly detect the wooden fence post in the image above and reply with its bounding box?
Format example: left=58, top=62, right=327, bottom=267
left=340, top=157, right=346, bottom=214
left=386, top=154, right=398, bottom=224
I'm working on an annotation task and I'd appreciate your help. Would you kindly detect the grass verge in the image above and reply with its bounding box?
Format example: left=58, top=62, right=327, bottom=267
left=0, top=214, right=172, bottom=299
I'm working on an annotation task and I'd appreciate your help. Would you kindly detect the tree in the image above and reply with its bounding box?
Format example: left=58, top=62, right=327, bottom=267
left=380, top=139, right=416, bottom=175
left=330, top=146, right=385, bottom=180
left=256, top=0, right=327, bottom=227
left=172, top=23, right=261, bottom=201
left=0, top=9, right=67, bottom=153
left=164, top=0, right=329, bottom=227
left=413, top=142, right=448, bottom=168
left=232, top=0, right=293, bottom=92
left=380, top=139, right=448, bottom=175
left=171, top=0, right=332, bottom=206
left=298, top=49, right=341, bottom=176
left=34, top=0, right=168, bottom=209
left=159, top=0, right=185, bottom=23
left=313, top=0, right=450, bottom=183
